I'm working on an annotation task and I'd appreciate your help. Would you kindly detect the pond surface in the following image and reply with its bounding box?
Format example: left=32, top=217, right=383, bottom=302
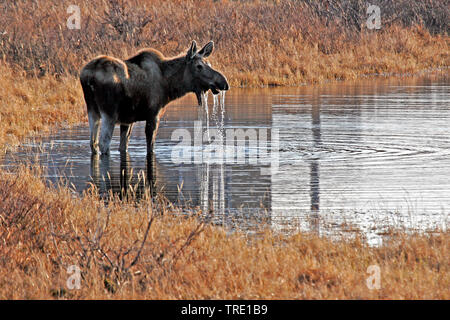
left=2, top=74, right=449, bottom=245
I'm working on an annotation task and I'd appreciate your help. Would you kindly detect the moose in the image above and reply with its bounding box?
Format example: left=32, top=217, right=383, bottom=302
left=80, top=41, right=229, bottom=155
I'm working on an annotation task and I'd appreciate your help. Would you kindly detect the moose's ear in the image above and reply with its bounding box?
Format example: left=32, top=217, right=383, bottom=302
left=198, top=41, right=214, bottom=58
left=186, top=40, right=197, bottom=60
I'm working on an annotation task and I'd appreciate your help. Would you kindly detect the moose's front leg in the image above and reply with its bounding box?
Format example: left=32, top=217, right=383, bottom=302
left=119, top=123, right=134, bottom=153
left=146, top=149, right=157, bottom=197
left=145, top=116, right=160, bottom=156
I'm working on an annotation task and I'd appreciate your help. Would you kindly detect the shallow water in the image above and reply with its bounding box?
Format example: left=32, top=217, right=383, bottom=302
left=2, top=74, right=449, bottom=245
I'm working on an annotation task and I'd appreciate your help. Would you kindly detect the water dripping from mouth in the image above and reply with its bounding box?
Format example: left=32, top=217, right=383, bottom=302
left=212, top=91, right=226, bottom=129
left=201, top=91, right=210, bottom=140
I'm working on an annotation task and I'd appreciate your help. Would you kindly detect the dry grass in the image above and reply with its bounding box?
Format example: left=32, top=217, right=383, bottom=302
left=0, top=0, right=448, bottom=86
left=0, top=65, right=84, bottom=152
left=0, top=166, right=448, bottom=299
left=0, top=0, right=449, bottom=300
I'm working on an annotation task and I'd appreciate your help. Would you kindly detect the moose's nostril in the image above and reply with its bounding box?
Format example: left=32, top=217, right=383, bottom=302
left=218, top=81, right=229, bottom=91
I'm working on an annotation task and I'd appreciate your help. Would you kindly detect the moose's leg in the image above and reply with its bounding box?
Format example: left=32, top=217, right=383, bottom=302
left=90, top=152, right=111, bottom=195
left=119, top=123, right=134, bottom=153
left=119, top=152, right=131, bottom=199
left=145, top=116, right=160, bottom=156
left=90, top=153, right=100, bottom=187
left=146, top=150, right=157, bottom=197
left=99, top=113, right=116, bottom=155
left=88, top=110, right=101, bottom=154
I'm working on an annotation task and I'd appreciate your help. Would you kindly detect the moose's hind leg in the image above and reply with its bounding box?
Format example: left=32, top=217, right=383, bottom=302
left=88, top=110, right=101, bottom=154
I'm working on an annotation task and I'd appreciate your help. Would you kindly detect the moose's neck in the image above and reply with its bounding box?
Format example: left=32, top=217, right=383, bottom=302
left=161, top=57, right=191, bottom=104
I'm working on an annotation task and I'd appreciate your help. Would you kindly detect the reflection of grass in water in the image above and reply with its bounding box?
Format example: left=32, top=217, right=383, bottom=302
left=1, top=164, right=449, bottom=299
left=270, top=205, right=448, bottom=247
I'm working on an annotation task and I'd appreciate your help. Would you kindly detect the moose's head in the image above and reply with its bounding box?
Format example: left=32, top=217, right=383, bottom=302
left=184, top=41, right=229, bottom=105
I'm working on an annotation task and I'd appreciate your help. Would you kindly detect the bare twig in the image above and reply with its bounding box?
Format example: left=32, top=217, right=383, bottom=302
left=128, top=214, right=155, bottom=268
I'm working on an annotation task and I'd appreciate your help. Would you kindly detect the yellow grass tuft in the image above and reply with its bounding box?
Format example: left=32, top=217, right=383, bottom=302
left=0, top=65, right=85, bottom=152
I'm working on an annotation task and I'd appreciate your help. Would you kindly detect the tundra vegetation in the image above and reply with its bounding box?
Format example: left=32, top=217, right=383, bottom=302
left=0, top=0, right=448, bottom=299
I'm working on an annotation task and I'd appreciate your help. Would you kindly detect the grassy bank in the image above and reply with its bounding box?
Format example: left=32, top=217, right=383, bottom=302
left=0, top=65, right=83, bottom=151
left=0, top=167, right=448, bottom=299
left=0, top=0, right=449, bottom=299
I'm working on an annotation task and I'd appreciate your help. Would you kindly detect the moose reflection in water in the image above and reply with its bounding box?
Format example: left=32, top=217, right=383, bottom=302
left=86, top=92, right=273, bottom=229
left=89, top=153, right=156, bottom=200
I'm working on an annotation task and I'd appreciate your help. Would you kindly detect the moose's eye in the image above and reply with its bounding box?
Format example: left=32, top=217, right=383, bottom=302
left=196, top=64, right=203, bottom=71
